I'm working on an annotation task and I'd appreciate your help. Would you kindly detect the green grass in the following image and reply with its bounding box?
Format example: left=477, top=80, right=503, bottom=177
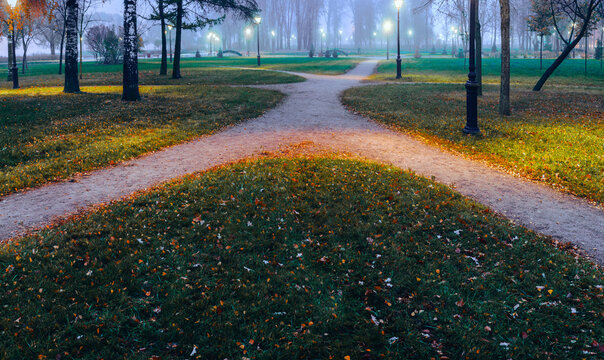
left=0, top=84, right=284, bottom=196
left=2, top=66, right=305, bottom=89
left=7, top=56, right=363, bottom=85
left=372, top=58, right=604, bottom=88
left=0, top=157, right=602, bottom=359
left=342, top=84, right=604, bottom=204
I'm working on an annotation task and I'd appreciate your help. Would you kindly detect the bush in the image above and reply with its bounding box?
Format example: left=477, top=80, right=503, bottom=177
left=86, top=25, right=123, bottom=64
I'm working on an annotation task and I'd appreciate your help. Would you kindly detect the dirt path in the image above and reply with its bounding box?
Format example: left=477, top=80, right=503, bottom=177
left=1, top=60, right=602, bottom=263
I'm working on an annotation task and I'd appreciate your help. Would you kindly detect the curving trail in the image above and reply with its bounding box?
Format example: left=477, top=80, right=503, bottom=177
left=1, top=60, right=602, bottom=263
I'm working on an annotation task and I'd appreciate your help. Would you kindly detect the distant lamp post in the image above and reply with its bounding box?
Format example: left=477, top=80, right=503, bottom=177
left=320, top=28, right=325, bottom=55
left=338, top=30, right=343, bottom=49
left=383, top=20, right=393, bottom=60
left=463, top=0, right=480, bottom=135
left=451, top=27, right=457, bottom=57
left=167, top=24, right=173, bottom=62
left=245, top=27, right=253, bottom=56
left=254, top=16, right=262, bottom=66
left=6, top=0, right=19, bottom=89
left=395, top=0, right=403, bottom=79
left=271, top=30, right=276, bottom=53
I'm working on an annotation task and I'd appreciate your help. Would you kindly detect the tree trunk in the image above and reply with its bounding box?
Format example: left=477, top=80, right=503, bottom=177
left=64, top=0, right=80, bottom=93
left=476, top=12, right=483, bottom=96
left=540, top=35, right=543, bottom=70
left=171, top=0, right=183, bottom=79
left=122, top=0, right=140, bottom=101
left=159, top=0, right=167, bottom=76
left=533, top=32, right=587, bottom=91
left=499, top=0, right=510, bottom=116
left=58, top=21, right=66, bottom=75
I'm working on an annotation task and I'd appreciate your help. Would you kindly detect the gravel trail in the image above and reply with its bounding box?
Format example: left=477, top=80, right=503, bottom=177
left=1, top=60, right=602, bottom=263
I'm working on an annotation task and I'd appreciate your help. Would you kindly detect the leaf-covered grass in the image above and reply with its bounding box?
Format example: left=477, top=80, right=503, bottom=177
left=0, top=158, right=602, bottom=359
left=342, top=84, right=604, bottom=204
left=372, top=58, right=604, bottom=88
left=0, top=84, right=283, bottom=196
left=5, top=56, right=362, bottom=87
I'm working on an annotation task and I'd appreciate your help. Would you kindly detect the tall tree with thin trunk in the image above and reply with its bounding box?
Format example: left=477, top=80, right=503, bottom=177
left=499, top=0, right=511, bottom=115
left=169, top=0, right=258, bottom=80
left=123, top=0, right=140, bottom=101
left=63, top=0, right=80, bottom=93
left=528, top=0, right=554, bottom=70
left=476, top=0, right=483, bottom=96
left=158, top=0, right=168, bottom=75
left=533, top=0, right=602, bottom=91
left=171, top=0, right=182, bottom=79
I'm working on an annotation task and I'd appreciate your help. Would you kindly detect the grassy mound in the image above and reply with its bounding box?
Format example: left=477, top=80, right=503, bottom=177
left=342, top=84, right=604, bottom=204
left=1, top=158, right=601, bottom=359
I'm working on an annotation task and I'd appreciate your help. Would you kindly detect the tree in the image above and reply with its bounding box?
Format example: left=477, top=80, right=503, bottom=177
left=168, top=0, right=259, bottom=80
left=533, top=0, right=603, bottom=91
left=35, top=15, right=60, bottom=58
left=147, top=0, right=169, bottom=75
left=1, top=0, right=49, bottom=77
left=528, top=0, right=554, bottom=70
left=123, top=0, right=140, bottom=101
left=499, top=0, right=511, bottom=115
left=78, top=0, right=102, bottom=79
left=64, top=0, right=79, bottom=93
left=86, top=24, right=123, bottom=64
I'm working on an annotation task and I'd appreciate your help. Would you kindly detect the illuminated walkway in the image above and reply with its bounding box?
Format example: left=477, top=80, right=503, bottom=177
left=1, top=60, right=602, bottom=263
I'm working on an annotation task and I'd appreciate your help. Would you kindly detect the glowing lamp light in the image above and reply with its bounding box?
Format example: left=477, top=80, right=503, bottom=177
left=408, top=29, right=413, bottom=36
left=254, top=16, right=262, bottom=25
left=339, top=30, right=343, bottom=35
left=271, top=30, right=276, bottom=37
left=383, top=20, right=393, bottom=33
left=394, top=0, right=403, bottom=10
left=245, top=27, right=252, bottom=36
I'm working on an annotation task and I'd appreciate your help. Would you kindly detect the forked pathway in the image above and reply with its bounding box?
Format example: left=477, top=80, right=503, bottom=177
left=1, top=60, right=602, bottom=263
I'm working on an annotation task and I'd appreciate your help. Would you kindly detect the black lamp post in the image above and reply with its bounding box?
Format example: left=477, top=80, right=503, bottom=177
left=254, top=16, right=262, bottom=66
left=6, top=0, right=19, bottom=89
left=463, top=0, right=479, bottom=135
left=395, top=0, right=403, bottom=79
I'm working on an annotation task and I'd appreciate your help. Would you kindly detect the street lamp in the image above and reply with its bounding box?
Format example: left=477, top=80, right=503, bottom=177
left=245, top=27, right=253, bottom=56
left=395, top=0, right=403, bottom=79
left=167, top=24, right=173, bottom=63
left=338, top=30, right=343, bottom=49
left=451, top=27, right=458, bottom=57
left=463, top=0, right=479, bottom=135
left=254, top=16, right=262, bottom=66
left=383, top=20, right=393, bottom=60
left=5, top=0, right=19, bottom=89
left=320, top=28, right=325, bottom=55
left=271, top=30, right=276, bottom=53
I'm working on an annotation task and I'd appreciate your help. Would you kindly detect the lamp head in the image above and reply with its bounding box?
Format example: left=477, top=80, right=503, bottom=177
left=254, top=16, right=262, bottom=25
left=167, top=24, right=173, bottom=31
left=395, top=0, right=403, bottom=10
left=339, top=30, right=343, bottom=35
left=383, top=20, right=393, bottom=33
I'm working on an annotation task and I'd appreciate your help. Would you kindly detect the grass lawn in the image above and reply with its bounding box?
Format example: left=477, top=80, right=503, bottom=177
left=2, top=66, right=305, bottom=89
left=0, top=157, right=602, bottom=359
left=342, top=84, right=604, bottom=204
left=5, top=56, right=363, bottom=86
left=372, top=58, right=604, bottom=88
left=0, top=83, right=284, bottom=196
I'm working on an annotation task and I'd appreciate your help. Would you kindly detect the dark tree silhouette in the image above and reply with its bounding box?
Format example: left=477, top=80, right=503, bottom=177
left=123, top=0, right=141, bottom=101
left=63, top=0, right=80, bottom=93
left=533, top=0, right=602, bottom=91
